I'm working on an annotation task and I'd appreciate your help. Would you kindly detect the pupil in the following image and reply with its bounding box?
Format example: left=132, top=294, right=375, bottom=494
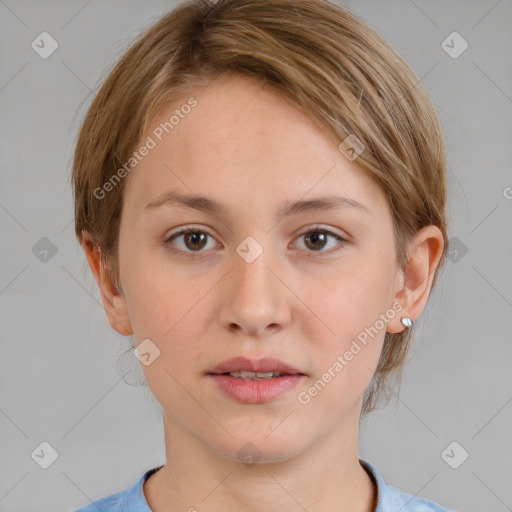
left=307, top=232, right=326, bottom=250
left=186, top=232, right=207, bottom=250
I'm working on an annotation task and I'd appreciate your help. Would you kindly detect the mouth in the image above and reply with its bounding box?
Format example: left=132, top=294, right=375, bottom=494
left=213, top=371, right=296, bottom=380
left=206, top=357, right=308, bottom=404
left=207, top=356, right=308, bottom=378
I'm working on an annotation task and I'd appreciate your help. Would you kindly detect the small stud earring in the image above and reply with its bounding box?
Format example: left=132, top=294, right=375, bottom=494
left=400, top=317, right=413, bottom=329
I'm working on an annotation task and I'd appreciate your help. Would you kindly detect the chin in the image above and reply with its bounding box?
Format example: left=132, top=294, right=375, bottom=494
left=205, top=429, right=309, bottom=466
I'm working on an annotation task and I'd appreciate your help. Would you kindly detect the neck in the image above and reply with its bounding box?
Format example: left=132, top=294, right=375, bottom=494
left=144, top=411, right=377, bottom=512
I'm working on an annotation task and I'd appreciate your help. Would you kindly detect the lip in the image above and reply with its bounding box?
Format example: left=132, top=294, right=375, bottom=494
left=208, top=357, right=306, bottom=375
left=207, top=356, right=307, bottom=376
left=206, top=357, right=307, bottom=404
left=208, top=374, right=306, bottom=403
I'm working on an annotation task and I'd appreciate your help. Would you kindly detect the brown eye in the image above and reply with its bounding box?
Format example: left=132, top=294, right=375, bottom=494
left=294, top=226, right=347, bottom=253
left=304, top=231, right=329, bottom=251
left=182, top=231, right=208, bottom=251
left=164, top=228, right=217, bottom=253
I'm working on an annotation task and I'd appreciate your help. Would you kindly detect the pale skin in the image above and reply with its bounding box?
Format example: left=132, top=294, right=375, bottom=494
left=82, top=72, right=444, bottom=512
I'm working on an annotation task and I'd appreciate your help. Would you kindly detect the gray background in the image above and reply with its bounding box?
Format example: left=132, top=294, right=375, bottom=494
left=1, top=1, right=511, bottom=511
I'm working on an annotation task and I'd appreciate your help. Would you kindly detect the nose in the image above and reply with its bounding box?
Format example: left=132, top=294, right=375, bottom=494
left=219, top=243, right=291, bottom=337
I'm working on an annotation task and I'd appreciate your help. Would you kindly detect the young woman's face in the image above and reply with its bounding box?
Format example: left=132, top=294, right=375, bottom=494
left=115, top=72, right=405, bottom=462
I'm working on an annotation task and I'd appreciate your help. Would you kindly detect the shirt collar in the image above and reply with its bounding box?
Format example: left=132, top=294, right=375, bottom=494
left=359, top=457, right=387, bottom=511
left=132, top=459, right=392, bottom=512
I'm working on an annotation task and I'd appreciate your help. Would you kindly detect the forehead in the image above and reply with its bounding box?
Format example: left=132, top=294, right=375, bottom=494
left=121, top=73, right=387, bottom=219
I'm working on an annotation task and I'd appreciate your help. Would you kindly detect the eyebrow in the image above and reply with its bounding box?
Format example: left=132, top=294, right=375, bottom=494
left=144, top=191, right=372, bottom=218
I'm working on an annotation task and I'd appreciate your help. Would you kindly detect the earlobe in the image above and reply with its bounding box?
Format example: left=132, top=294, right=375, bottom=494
left=387, top=225, right=444, bottom=334
left=107, top=293, right=134, bottom=337
left=80, top=231, right=134, bottom=336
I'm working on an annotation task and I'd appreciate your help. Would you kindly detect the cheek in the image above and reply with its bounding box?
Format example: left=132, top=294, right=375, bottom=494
left=123, top=246, right=210, bottom=341
left=309, top=259, right=390, bottom=335
left=125, top=258, right=213, bottom=377
left=302, top=261, right=391, bottom=391
left=129, top=279, right=211, bottom=416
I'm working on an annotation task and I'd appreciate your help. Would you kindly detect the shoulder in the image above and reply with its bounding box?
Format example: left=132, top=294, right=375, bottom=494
left=73, top=467, right=161, bottom=512
left=73, top=489, right=125, bottom=512
left=360, top=459, right=456, bottom=512
left=384, top=482, right=456, bottom=512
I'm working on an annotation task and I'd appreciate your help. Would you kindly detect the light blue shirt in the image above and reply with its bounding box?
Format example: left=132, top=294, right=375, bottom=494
left=74, top=459, right=455, bottom=511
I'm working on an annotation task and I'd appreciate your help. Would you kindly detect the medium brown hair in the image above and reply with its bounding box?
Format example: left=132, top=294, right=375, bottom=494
left=71, top=0, right=449, bottom=415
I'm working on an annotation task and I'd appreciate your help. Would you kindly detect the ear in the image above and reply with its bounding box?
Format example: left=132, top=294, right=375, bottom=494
left=80, top=231, right=133, bottom=336
left=387, top=225, right=445, bottom=334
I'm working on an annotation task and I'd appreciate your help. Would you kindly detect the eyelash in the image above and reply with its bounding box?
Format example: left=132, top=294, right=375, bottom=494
left=163, top=224, right=348, bottom=258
